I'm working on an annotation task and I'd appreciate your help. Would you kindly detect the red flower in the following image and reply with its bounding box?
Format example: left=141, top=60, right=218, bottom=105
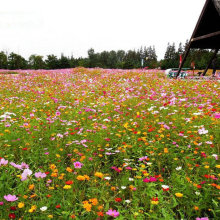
left=97, top=211, right=104, bottom=216
left=22, top=147, right=28, bottom=151
left=115, top=198, right=122, bottom=202
left=66, top=180, right=74, bottom=185
left=46, top=194, right=52, bottom=198
left=45, top=171, right=50, bottom=175
left=10, top=206, right=16, bottom=210
left=56, top=204, right=61, bottom=209
left=9, top=213, right=16, bottom=219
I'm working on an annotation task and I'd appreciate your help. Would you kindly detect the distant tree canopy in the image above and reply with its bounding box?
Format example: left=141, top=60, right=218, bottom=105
left=0, top=42, right=219, bottom=70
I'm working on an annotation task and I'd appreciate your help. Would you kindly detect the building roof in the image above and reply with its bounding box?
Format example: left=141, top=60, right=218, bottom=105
left=190, top=0, right=220, bottom=49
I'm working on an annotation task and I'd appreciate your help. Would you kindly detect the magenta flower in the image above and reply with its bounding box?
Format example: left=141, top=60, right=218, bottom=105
left=4, top=195, right=18, bottom=202
left=196, top=217, right=209, bottom=220
left=139, top=156, right=148, bottom=161
left=106, top=209, right=120, bottom=218
left=214, top=113, right=220, bottom=119
left=73, top=162, right=83, bottom=169
left=143, top=177, right=157, bottom=182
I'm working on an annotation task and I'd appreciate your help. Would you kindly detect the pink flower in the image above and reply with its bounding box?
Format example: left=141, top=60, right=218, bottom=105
left=196, top=217, right=209, bottom=220
left=73, top=162, right=83, bottom=169
left=56, top=111, right=61, bottom=116
left=214, top=113, right=220, bottom=119
left=21, top=168, right=32, bottom=181
left=106, top=209, right=120, bottom=218
left=4, top=195, right=18, bottom=202
left=139, top=156, right=148, bottom=161
left=0, top=158, right=8, bottom=166
left=35, top=172, right=47, bottom=178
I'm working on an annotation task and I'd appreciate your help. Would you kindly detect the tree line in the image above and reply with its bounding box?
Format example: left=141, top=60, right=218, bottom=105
left=0, top=41, right=219, bottom=70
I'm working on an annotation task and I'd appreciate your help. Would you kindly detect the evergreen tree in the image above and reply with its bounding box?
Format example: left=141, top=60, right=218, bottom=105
left=0, top=51, right=8, bottom=69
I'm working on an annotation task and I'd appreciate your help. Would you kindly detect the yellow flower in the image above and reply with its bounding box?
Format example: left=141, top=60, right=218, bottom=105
left=175, top=193, right=183, bottom=198
left=50, top=164, right=56, bottom=170
left=63, top=185, right=71, bottom=189
left=77, top=175, right=85, bottom=181
left=95, top=172, right=104, bottom=178
left=28, top=205, right=37, bottom=213
left=18, top=202, right=25, bottom=208
left=111, top=186, right=116, bottom=191
left=151, top=201, right=159, bottom=205
left=216, top=165, right=220, bottom=169
left=48, top=215, right=53, bottom=218
left=66, top=167, right=73, bottom=172
left=84, top=175, right=90, bottom=180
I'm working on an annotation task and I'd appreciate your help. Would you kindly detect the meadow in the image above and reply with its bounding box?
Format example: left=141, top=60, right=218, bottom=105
left=0, top=68, right=219, bottom=219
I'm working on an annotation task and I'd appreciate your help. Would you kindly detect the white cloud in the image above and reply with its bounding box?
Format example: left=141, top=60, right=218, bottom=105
left=0, top=0, right=206, bottom=60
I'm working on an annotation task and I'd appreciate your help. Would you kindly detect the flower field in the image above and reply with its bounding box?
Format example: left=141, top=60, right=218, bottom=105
left=0, top=68, right=219, bottom=219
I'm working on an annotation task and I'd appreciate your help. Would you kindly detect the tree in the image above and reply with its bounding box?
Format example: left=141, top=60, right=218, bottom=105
left=29, top=54, right=45, bottom=69
left=45, top=55, right=59, bottom=69
left=88, top=48, right=98, bottom=67
left=59, top=54, right=70, bottom=69
left=8, top=53, right=27, bottom=70
left=0, top=51, right=8, bottom=69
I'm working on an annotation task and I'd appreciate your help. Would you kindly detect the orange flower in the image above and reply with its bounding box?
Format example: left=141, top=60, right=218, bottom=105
left=83, top=201, right=92, bottom=212
left=89, top=198, right=98, bottom=206
left=164, top=148, right=168, bottom=153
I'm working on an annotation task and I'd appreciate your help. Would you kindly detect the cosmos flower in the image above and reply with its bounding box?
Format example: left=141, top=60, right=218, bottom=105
left=0, top=158, right=8, bottom=166
left=73, top=162, right=83, bottom=169
left=106, top=209, right=120, bottom=218
left=21, top=168, right=32, bottom=181
left=4, top=195, right=18, bottom=202
left=40, top=206, right=47, bottom=211
left=35, top=172, right=47, bottom=178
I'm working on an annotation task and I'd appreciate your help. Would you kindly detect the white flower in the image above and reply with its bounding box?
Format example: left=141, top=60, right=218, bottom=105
left=40, top=206, right=47, bottom=211
left=129, top=178, right=134, bottom=181
left=212, top=154, right=218, bottom=160
left=176, top=166, right=182, bottom=171
left=121, top=186, right=126, bottom=189
left=104, top=177, right=111, bottom=180
left=198, top=127, right=208, bottom=135
left=195, top=192, right=200, bottom=196
left=162, top=185, right=169, bottom=189
left=125, top=200, right=131, bottom=203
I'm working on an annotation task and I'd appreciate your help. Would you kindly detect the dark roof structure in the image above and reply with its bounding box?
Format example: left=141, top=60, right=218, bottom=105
left=177, top=0, right=220, bottom=77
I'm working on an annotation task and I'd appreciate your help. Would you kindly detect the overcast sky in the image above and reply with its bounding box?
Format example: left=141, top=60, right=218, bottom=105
left=0, top=0, right=206, bottom=60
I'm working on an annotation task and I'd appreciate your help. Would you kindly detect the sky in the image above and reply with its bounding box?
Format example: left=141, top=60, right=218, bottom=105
left=0, top=0, right=206, bottom=60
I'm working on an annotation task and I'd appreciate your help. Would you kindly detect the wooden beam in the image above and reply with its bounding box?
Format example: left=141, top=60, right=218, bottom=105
left=176, top=44, right=191, bottom=78
left=191, top=31, right=220, bottom=42
left=176, top=0, right=211, bottom=78
left=202, top=48, right=219, bottom=76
